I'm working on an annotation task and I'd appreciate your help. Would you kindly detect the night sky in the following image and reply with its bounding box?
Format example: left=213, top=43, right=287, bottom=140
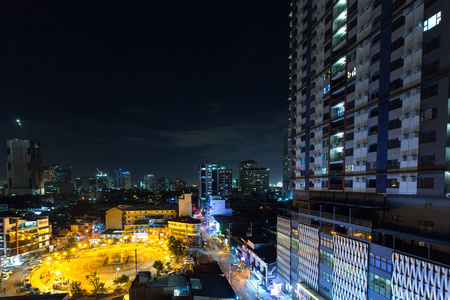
left=0, top=1, right=290, bottom=185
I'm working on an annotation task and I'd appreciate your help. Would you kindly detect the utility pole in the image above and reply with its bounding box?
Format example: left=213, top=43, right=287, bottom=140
left=134, top=249, right=137, bottom=275
left=228, top=222, right=231, bottom=282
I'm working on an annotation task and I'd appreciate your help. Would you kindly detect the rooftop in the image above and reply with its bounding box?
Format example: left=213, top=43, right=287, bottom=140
left=169, top=216, right=201, bottom=224
left=253, top=246, right=277, bottom=264
left=190, top=273, right=236, bottom=299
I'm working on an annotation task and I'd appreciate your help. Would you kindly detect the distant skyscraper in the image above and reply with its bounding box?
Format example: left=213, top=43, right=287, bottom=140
left=6, top=139, right=42, bottom=195
left=95, top=170, right=111, bottom=191
left=174, top=178, right=186, bottom=190
left=76, top=177, right=95, bottom=193
left=144, top=174, right=156, bottom=192
left=123, top=171, right=131, bottom=190
left=198, top=161, right=232, bottom=207
left=239, top=160, right=269, bottom=195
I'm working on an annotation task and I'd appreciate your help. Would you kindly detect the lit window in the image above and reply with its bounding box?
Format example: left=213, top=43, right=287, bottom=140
left=347, top=67, right=356, bottom=79
left=345, top=165, right=353, bottom=172
left=322, top=168, right=328, bottom=175
left=423, top=11, right=441, bottom=32
left=323, top=84, right=330, bottom=94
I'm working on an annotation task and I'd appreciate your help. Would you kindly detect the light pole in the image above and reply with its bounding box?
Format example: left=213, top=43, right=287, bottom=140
left=134, top=249, right=138, bottom=275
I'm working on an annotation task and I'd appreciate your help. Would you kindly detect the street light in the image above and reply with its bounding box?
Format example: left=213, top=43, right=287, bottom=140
left=116, top=267, right=120, bottom=277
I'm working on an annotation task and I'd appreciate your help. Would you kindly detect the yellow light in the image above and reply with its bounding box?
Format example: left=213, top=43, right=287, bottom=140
left=55, top=271, right=61, bottom=276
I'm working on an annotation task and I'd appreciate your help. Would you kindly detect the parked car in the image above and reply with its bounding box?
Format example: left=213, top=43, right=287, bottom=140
left=23, top=276, right=31, bottom=286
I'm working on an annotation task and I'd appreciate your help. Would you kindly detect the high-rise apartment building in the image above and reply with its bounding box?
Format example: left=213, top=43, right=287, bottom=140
left=280, top=0, right=450, bottom=299
left=113, top=168, right=131, bottom=190
left=144, top=174, right=156, bottom=192
left=198, top=161, right=232, bottom=207
left=239, top=160, right=269, bottom=195
left=6, top=139, right=42, bottom=195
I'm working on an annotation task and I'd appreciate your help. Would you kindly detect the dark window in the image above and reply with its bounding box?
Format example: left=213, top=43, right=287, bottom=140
left=348, top=35, right=357, bottom=46
left=7, top=163, right=11, bottom=171
left=368, top=144, right=377, bottom=152
left=348, top=2, right=357, bottom=16
left=345, top=180, right=353, bottom=188
left=387, top=159, right=400, bottom=169
left=346, top=100, right=355, bottom=110
left=391, top=37, right=404, bottom=51
left=386, top=179, right=399, bottom=188
left=388, top=139, right=401, bottom=149
left=323, top=98, right=330, bottom=107
left=388, top=118, right=402, bottom=130
left=346, top=132, right=354, bottom=141
left=7, top=147, right=10, bottom=155
left=301, top=135, right=306, bottom=141
left=323, top=126, right=329, bottom=135
left=423, top=36, right=440, bottom=54
left=367, top=179, right=376, bottom=188
left=322, top=181, right=328, bottom=188
left=323, top=112, right=330, bottom=120
left=347, top=84, right=355, bottom=94
left=389, top=98, right=402, bottom=111
left=369, top=108, right=378, bottom=118
left=28, top=163, right=31, bottom=171
left=419, top=220, right=433, bottom=232
left=345, top=148, right=353, bottom=156
left=420, top=107, right=437, bottom=122
left=419, top=131, right=436, bottom=144
left=322, top=140, right=329, bottom=147
left=390, top=78, right=403, bottom=91
left=369, top=126, right=378, bottom=135
left=348, top=51, right=356, bottom=62
left=371, top=33, right=381, bottom=45
left=418, top=155, right=435, bottom=167
left=372, top=16, right=381, bottom=28
left=370, top=72, right=380, bottom=83
left=346, top=116, right=354, bottom=126
left=393, top=0, right=406, bottom=11
left=423, top=60, right=439, bottom=77
left=421, top=84, right=438, bottom=99
left=392, top=16, right=405, bottom=32
left=370, top=52, right=380, bottom=64
left=418, top=178, right=434, bottom=188
left=390, top=58, right=404, bottom=71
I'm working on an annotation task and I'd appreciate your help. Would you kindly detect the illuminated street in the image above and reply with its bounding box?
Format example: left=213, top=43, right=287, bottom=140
left=28, top=241, right=175, bottom=294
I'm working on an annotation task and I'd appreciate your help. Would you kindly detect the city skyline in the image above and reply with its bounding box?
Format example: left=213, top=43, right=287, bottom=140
left=0, top=1, right=291, bottom=185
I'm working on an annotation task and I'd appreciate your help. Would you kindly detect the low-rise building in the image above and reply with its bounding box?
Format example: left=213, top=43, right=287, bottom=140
left=0, top=215, right=50, bottom=266
left=106, top=205, right=176, bottom=230
left=167, top=216, right=201, bottom=245
left=105, top=205, right=176, bottom=241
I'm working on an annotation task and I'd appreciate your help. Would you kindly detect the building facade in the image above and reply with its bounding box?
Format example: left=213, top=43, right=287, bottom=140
left=143, top=174, right=156, bottom=192
left=6, top=139, right=42, bottom=195
left=239, top=160, right=269, bottom=195
left=198, top=162, right=232, bottom=207
left=281, top=0, right=450, bottom=299
left=0, top=215, right=50, bottom=265
left=167, top=216, right=201, bottom=245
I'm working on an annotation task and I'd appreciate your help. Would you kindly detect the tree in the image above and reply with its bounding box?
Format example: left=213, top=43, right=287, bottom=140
left=70, top=281, right=86, bottom=298
left=167, top=236, right=184, bottom=262
left=153, top=260, right=164, bottom=275
left=86, top=271, right=106, bottom=294
left=113, top=274, right=130, bottom=285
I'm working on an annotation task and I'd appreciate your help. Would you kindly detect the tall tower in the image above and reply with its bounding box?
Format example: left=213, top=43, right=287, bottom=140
left=282, top=1, right=450, bottom=299
left=198, top=161, right=232, bottom=208
left=6, top=139, right=42, bottom=195
left=239, top=160, right=269, bottom=195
